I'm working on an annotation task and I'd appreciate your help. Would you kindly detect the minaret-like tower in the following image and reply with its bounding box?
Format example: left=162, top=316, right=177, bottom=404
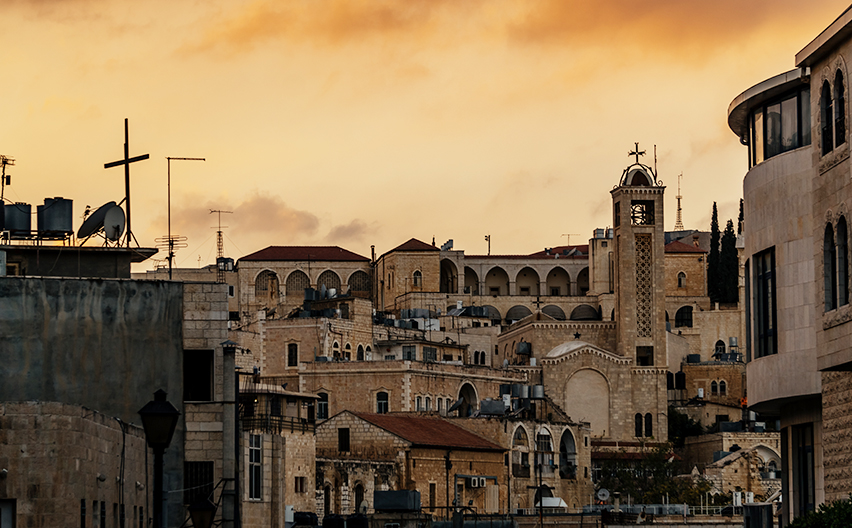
left=611, top=143, right=668, bottom=436
left=674, top=173, right=684, bottom=231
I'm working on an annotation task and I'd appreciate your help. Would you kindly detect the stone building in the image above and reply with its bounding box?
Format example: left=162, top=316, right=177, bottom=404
left=726, top=6, right=852, bottom=523
left=315, top=411, right=505, bottom=522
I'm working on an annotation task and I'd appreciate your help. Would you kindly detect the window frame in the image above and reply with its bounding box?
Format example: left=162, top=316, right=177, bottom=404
left=249, top=434, right=262, bottom=500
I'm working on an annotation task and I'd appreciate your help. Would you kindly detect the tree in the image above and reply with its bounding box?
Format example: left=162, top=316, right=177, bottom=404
left=668, top=406, right=704, bottom=448
left=708, top=203, right=721, bottom=302
left=789, top=496, right=852, bottom=528
left=737, top=198, right=744, bottom=235
left=720, top=219, right=738, bottom=303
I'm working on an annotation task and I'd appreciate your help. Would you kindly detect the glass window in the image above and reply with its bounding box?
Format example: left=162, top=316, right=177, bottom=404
left=753, top=111, right=764, bottom=165
left=376, top=392, right=388, bottom=414
left=825, top=223, right=837, bottom=312
left=249, top=434, right=262, bottom=500
left=766, top=102, right=782, bottom=158
left=781, top=96, right=798, bottom=151
left=754, top=248, right=777, bottom=358
left=402, top=345, right=416, bottom=361
left=423, top=347, right=437, bottom=362
left=750, top=87, right=811, bottom=166
left=644, top=413, right=652, bottom=437
left=822, top=81, right=834, bottom=155
left=836, top=70, right=846, bottom=147
left=634, top=413, right=643, bottom=437
left=288, top=343, right=298, bottom=367
left=317, top=393, right=328, bottom=420
left=338, top=428, right=350, bottom=452
left=840, top=217, right=849, bottom=307
left=675, top=306, right=693, bottom=328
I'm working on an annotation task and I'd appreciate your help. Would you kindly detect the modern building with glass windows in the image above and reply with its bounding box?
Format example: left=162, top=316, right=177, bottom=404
left=728, top=5, right=852, bottom=525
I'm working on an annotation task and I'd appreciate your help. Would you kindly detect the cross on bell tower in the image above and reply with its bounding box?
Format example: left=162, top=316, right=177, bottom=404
left=628, top=142, right=646, bottom=164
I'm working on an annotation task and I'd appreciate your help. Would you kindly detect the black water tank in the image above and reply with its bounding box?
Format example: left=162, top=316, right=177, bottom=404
left=323, top=514, right=344, bottom=528
left=347, top=514, right=368, bottom=528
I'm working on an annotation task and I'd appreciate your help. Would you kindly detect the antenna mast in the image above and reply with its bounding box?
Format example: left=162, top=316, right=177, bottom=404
left=674, top=173, right=684, bottom=231
left=210, top=209, right=233, bottom=283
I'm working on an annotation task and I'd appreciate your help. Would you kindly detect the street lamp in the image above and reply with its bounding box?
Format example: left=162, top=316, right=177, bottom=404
left=138, top=389, right=180, bottom=528
left=188, top=498, right=217, bottom=528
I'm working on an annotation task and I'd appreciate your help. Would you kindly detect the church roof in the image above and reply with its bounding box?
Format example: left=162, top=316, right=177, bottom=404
left=546, top=340, right=595, bottom=358
left=665, top=240, right=707, bottom=254
left=240, top=246, right=369, bottom=262
left=389, top=238, right=439, bottom=252
left=352, top=412, right=503, bottom=451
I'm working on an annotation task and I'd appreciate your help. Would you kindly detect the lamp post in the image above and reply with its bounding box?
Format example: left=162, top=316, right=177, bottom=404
left=188, top=498, right=217, bottom=528
left=138, top=389, right=180, bottom=528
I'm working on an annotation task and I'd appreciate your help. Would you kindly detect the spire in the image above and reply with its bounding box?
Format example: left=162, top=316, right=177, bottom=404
left=674, top=173, right=684, bottom=231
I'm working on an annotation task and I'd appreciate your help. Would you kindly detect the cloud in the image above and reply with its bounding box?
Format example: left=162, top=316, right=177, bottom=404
left=325, top=219, right=372, bottom=244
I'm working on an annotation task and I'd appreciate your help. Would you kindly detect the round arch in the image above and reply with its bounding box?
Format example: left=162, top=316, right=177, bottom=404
left=348, top=270, right=371, bottom=293
left=484, top=266, right=510, bottom=296
left=570, top=304, right=601, bottom=321
left=506, top=305, right=533, bottom=322
left=542, top=305, right=566, bottom=320
left=464, top=266, right=480, bottom=295
left=458, top=382, right=478, bottom=416
left=576, top=267, right=590, bottom=295
left=482, top=305, right=502, bottom=324
left=565, top=369, right=610, bottom=437
left=546, top=266, right=571, bottom=297
left=440, top=259, right=458, bottom=293
left=559, top=429, right=578, bottom=479
left=515, top=267, right=540, bottom=296
left=255, top=269, right=280, bottom=301
left=317, top=270, right=341, bottom=293
left=285, top=269, right=310, bottom=297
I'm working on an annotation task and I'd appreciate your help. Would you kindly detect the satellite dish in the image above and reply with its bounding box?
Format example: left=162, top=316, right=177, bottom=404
left=596, top=489, right=610, bottom=502
left=103, top=206, right=126, bottom=241
left=77, top=201, right=117, bottom=239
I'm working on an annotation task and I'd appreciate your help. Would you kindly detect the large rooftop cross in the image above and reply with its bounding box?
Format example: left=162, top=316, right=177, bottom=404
left=104, top=118, right=149, bottom=247
left=628, top=142, right=646, bottom=164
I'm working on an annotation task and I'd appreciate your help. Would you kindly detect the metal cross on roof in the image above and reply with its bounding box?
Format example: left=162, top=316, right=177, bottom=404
left=628, top=142, right=646, bottom=164
left=105, top=118, right=149, bottom=247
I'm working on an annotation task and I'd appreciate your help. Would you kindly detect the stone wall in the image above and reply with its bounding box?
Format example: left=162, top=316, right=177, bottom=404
left=822, top=371, right=852, bottom=502
left=0, top=402, right=149, bottom=528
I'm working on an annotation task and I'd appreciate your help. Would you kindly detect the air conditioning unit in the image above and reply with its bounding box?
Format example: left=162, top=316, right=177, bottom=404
left=467, top=477, right=479, bottom=488
left=478, top=477, right=487, bottom=488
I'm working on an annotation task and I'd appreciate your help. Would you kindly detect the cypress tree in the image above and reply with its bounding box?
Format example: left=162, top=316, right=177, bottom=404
left=708, top=203, right=721, bottom=302
left=721, top=219, right=738, bottom=303
left=738, top=198, right=744, bottom=235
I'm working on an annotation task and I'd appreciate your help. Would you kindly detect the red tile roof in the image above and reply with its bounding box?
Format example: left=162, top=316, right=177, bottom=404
left=390, top=238, right=439, bottom=252
left=665, top=240, right=707, bottom=254
left=353, top=412, right=503, bottom=451
left=240, top=246, right=369, bottom=262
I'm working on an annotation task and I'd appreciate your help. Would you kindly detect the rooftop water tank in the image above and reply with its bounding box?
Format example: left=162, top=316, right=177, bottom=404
left=5, top=202, right=31, bottom=238
left=37, top=197, right=73, bottom=237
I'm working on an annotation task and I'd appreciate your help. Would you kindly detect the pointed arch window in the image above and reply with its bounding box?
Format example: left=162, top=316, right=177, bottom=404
left=711, top=381, right=718, bottom=395
left=839, top=217, right=849, bottom=307
left=836, top=70, right=846, bottom=147
left=357, top=345, right=365, bottom=361
left=634, top=413, right=643, bottom=438
left=719, top=380, right=727, bottom=396
left=823, top=80, right=835, bottom=155
left=644, top=413, right=653, bottom=437
left=825, top=223, right=838, bottom=311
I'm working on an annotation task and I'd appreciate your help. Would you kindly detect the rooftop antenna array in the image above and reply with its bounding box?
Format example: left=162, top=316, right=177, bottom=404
left=210, top=209, right=232, bottom=283
left=674, top=173, right=684, bottom=231
left=561, top=233, right=580, bottom=246
left=1, top=155, right=14, bottom=202
left=164, top=156, right=205, bottom=279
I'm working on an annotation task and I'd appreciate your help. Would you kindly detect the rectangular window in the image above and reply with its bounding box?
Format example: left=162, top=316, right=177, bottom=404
left=288, top=343, right=299, bottom=367
left=384, top=355, right=396, bottom=361
left=100, top=501, right=106, bottom=528
left=489, top=287, right=500, bottom=295
left=792, top=423, right=815, bottom=516
left=338, top=428, right=350, bottom=452
left=295, top=476, right=307, bottom=493
left=229, top=311, right=240, bottom=321
left=249, top=434, right=262, bottom=500
left=423, top=347, right=437, bottom=362
left=754, top=248, right=777, bottom=358
left=614, top=202, right=621, bottom=227
left=317, top=395, right=328, bottom=420
left=520, top=286, right=530, bottom=295
left=228, top=285, right=235, bottom=297
left=81, top=499, right=86, bottom=528
left=429, top=483, right=436, bottom=511
left=753, top=110, right=764, bottom=165
left=766, top=102, right=782, bottom=158
left=184, top=350, right=213, bottom=401
left=402, top=345, right=416, bottom=361
left=636, top=346, right=654, bottom=366
left=745, top=259, right=752, bottom=363
left=550, top=287, right=560, bottom=296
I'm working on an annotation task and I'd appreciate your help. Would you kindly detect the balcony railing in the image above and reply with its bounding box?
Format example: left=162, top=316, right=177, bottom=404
left=240, top=414, right=315, bottom=434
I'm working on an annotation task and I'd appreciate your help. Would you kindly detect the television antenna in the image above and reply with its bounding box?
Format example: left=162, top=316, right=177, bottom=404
left=210, top=209, right=232, bottom=283
left=674, top=173, right=685, bottom=231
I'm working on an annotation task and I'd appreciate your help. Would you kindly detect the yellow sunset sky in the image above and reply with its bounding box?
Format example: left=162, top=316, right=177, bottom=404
left=1, top=1, right=848, bottom=268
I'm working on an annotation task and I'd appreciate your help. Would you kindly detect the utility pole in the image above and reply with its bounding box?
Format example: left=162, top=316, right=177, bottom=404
left=484, top=235, right=491, bottom=256
left=0, top=155, right=14, bottom=202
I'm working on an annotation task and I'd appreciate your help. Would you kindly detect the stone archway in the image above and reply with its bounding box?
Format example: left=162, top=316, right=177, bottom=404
left=565, top=369, right=610, bottom=437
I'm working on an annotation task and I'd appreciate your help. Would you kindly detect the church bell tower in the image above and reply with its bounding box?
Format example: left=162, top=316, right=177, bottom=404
left=611, top=144, right=668, bottom=368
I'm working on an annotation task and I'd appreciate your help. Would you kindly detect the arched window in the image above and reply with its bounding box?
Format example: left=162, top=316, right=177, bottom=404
left=426, top=397, right=431, bottom=411
left=348, top=270, right=371, bottom=292
left=634, top=413, right=643, bottom=438
left=644, top=413, right=652, bottom=437
left=332, top=341, right=340, bottom=359
left=354, top=483, right=366, bottom=514
left=357, top=345, right=364, bottom=361
left=719, top=380, right=727, bottom=396
left=674, top=306, right=693, bottom=328
left=413, top=270, right=422, bottom=287
left=416, top=396, right=422, bottom=411
left=677, top=272, right=686, bottom=288
left=711, top=381, right=718, bottom=395
left=822, top=80, right=834, bottom=155
left=715, top=340, right=726, bottom=356
left=255, top=270, right=279, bottom=300
left=318, top=393, right=329, bottom=420
left=839, top=216, right=849, bottom=307
left=376, top=392, right=388, bottom=414
left=344, top=343, right=352, bottom=361
left=826, top=223, right=838, bottom=311
left=365, top=346, right=372, bottom=359
left=836, top=70, right=846, bottom=147
left=437, top=398, right=443, bottom=414
left=317, top=270, right=341, bottom=293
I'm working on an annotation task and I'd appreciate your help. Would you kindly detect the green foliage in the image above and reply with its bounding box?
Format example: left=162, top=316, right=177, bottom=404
left=789, top=496, right=852, bottom=528
left=738, top=198, right=744, bottom=235
left=595, top=443, right=711, bottom=505
left=720, top=219, right=738, bottom=303
left=667, top=406, right=704, bottom=448
left=708, top=203, right=721, bottom=302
